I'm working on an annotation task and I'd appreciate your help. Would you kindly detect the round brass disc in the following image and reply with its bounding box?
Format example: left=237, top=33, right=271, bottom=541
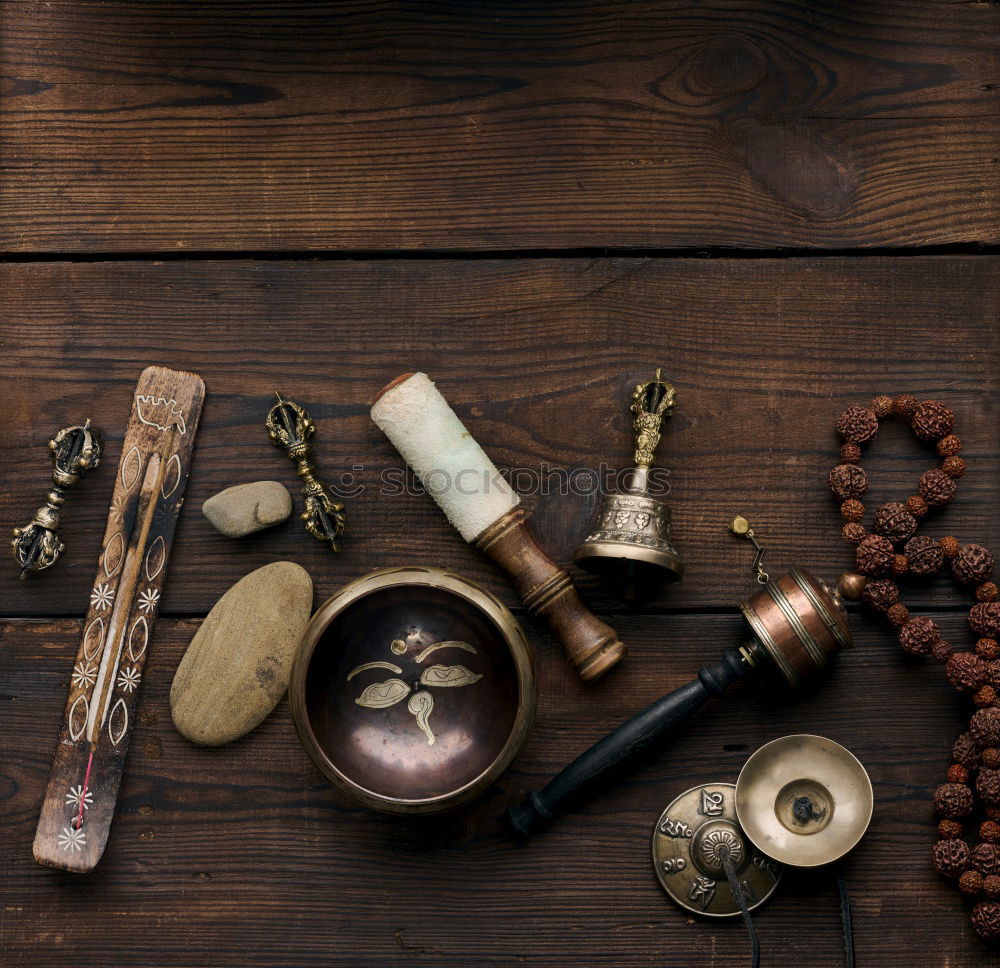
left=652, top=782, right=781, bottom=918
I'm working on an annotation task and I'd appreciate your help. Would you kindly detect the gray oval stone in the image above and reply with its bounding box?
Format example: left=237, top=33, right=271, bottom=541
left=171, top=561, right=313, bottom=745
left=202, top=480, right=292, bottom=537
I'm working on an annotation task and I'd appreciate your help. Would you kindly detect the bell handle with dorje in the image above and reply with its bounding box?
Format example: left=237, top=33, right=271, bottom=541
left=505, top=646, right=755, bottom=840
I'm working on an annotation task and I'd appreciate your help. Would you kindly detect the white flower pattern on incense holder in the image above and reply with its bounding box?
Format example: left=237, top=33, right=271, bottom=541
left=137, top=587, right=159, bottom=613
left=57, top=826, right=86, bottom=851
left=65, top=785, right=94, bottom=812
left=71, top=661, right=97, bottom=689
left=90, top=582, right=114, bottom=611
left=116, top=667, right=142, bottom=693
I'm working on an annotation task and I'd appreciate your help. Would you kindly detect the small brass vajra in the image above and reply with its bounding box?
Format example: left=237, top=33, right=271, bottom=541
left=12, top=420, right=101, bottom=578
left=265, top=393, right=346, bottom=551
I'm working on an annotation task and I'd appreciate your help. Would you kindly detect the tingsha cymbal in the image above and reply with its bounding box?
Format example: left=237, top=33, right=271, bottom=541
left=735, top=735, right=873, bottom=868
left=652, top=782, right=781, bottom=918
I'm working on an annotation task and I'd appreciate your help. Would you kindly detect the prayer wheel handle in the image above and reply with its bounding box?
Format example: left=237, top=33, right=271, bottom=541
left=506, top=646, right=754, bottom=840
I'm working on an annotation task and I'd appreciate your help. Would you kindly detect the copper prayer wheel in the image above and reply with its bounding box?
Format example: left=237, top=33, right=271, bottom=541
left=507, top=564, right=854, bottom=839
left=739, top=565, right=853, bottom=687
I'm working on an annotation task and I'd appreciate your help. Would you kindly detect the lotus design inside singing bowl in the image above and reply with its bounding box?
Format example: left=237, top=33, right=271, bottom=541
left=290, top=566, right=535, bottom=814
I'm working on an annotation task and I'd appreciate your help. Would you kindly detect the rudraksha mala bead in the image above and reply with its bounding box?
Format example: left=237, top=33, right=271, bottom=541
left=973, top=843, right=1000, bottom=876
left=872, top=394, right=894, bottom=418
left=943, top=456, right=967, bottom=479
left=954, top=544, right=996, bottom=586
left=971, top=603, right=1000, bottom=638
left=961, top=870, right=985, bottom=896
left=911, top=400, right=955, bottom=442
left=938, top=435, right=963, bottom=457
left=836, top=405, right=879, bottom=443
left=935, top=783, right=975, bottom=819
left=886, top=603, right=909, bottom=626
left=842, top=522, right=866, bottom=546
left=978, top=769, right=1000, bottom=805
left=899, top=616, right=941, bottom=656
left=954, top=733, right=981, bottom=770
left=940, top=819, right=965, bottom=839
left=920, top=468, right=957, bottom=506
left=948, top=653, right=988, bottom=693
left=873, top=502, right=917, bottom=543
left=904, top=535, right=944, bottom=577
left=977, top=686, right=999, bottom=708
left=856, top=534, right=894, bottom=576
left=862, top=578, right=898, bottom=611
left=829, top=396, right=1000, bottom=943
left=828, top=463, right=868, bottom=500
left=972, top=708, right=1000, bottom=748
left=933, top=837, right=971, bottom=876
left=973, top=902, right=1000, bottom=942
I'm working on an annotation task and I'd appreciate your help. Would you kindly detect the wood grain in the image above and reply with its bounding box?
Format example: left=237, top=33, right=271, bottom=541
left=2, top=0, right=998, bottom=253
left=1, top=257, right=997, bottom=619
left=1, top=612, right=991, bottom=967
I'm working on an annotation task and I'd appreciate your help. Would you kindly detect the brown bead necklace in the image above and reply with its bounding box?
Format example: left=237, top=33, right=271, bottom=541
left=828, top=393, right=1000, bottom=944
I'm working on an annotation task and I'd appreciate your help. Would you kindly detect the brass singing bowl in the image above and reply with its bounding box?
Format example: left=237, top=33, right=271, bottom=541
left=290, top=566, right=535, bottom=814
left=735, top=735, right=873, bottom=868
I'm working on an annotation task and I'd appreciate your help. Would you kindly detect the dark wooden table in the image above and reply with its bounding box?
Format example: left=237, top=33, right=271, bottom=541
left=2, top=4, right=998, bottom=966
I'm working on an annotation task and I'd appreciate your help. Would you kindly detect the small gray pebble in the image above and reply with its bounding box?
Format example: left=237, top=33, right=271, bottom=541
left=202, top=481, right=292, bottom=538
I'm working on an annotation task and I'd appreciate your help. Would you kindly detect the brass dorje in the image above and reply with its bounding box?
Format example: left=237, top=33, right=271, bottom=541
left=574, top=370, right=683, bottom=589
left=12, top=419, right=101, bottom=577
left=265, top=392, right=345, bottom=551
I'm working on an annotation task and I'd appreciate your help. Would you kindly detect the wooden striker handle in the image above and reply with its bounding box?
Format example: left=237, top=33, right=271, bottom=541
left=475, top=509, right=625, bottom=681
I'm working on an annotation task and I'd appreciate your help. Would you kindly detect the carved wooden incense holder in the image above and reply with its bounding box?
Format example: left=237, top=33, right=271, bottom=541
left=33, top=366, right=205, bottom=872
left=507, top=566, right=853, bottom=839
left=371, top=372, right=625, bottom=682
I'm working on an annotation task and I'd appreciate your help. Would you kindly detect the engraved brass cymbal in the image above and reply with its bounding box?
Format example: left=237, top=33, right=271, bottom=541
left=652, top=782, right=781, bottom=918
left=735, top=735, right=873, bottom=868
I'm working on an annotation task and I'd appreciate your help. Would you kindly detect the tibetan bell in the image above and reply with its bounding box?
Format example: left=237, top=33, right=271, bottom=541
left=574, top=370, right=683, bottom=590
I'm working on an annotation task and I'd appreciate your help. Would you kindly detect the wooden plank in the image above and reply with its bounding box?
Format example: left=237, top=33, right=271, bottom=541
left=0, top=613, right=987, bottom=966
left=1, top=257, right=997, bottom=619
left=1, top=1, right=997, bottom=253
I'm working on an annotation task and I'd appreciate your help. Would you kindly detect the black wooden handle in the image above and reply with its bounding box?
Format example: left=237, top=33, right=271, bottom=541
left=506, top=648, right=752, bottom=840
